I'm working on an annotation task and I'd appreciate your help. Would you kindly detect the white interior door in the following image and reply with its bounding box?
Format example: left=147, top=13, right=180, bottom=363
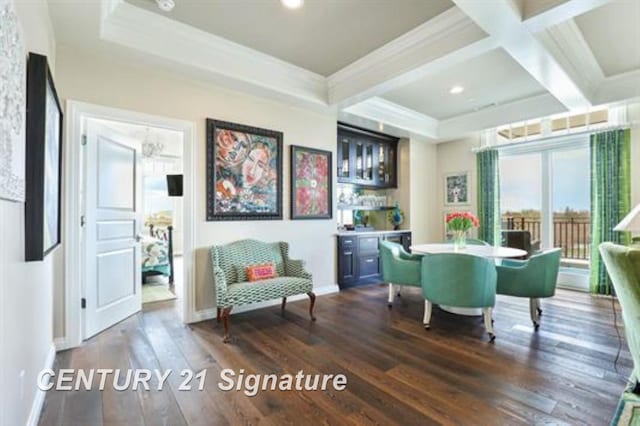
left=84, top=119, right=142, bottom=339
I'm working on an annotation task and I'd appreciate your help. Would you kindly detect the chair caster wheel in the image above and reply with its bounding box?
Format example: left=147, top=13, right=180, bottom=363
left=488, top=333, right=496, bottom=342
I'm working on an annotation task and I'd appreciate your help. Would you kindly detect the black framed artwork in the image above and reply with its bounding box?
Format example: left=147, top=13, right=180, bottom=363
left=290, top=145, right=332, bottom=220
left=206, top=119, right=283, bottom=221
left=25, top=53, right=63, bottom=261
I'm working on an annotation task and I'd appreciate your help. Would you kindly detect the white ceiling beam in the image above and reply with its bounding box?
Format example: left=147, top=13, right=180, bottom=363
left=100, top=0, right=329, bottom=110
left=595, top=69, right=640, bottom=105
left=437, top=93, right=566, bottom=140
left=327, top=7, right=496, bottom=108
left=523, top=0, right=615, bottom=33
left=453, top=0, right=591, bottom=111
left=343, top=98, right=439, bottom=138
left=535, top=20, right=605, bottom=101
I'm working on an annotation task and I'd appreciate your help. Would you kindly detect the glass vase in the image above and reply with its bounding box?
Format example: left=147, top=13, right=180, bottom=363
left=452, top=230, right=467, bottom=250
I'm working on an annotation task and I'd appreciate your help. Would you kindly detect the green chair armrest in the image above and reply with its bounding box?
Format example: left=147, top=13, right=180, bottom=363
left=499, top=259, right=528, bottom=268
left=285, top=259, right=312, bottom=280
left=398, top=248, right=423, bottom=262
left=213, top=266, right=229, bottom=307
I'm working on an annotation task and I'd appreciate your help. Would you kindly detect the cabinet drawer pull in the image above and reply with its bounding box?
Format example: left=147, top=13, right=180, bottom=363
left=344, top=251, right=352, bottom=256
left=365, top=258, right=374, bottom=263
left=343, top=240, right=353, bottom=245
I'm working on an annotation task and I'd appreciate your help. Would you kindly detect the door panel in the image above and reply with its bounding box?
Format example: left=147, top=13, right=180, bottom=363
left=84, top=120, right=142, bottom=339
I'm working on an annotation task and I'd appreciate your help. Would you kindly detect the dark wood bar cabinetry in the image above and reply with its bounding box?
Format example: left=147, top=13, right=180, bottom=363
left=337, top=231, right=412, bottom=289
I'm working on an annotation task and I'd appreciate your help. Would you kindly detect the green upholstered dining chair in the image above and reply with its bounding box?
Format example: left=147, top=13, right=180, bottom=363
left=379, top=240, right=423, bottom=308
left=421, top=253, right=497, bottom=341
left=495, top=248, right=561, bottom=330
left=445, top=238, right=490, bottom=246
left=599, top=243, right=640, bottom=396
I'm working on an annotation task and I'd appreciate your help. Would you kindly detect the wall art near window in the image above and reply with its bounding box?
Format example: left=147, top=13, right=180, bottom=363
left=206, top=119, right=282, bottom=221
left=25, top=53, right=63, bottom=261
left=0, top=0, right=26, bottom=202
left=444, top=171, right=470, bottom=206
left=290, top=145, right=332, bottom=220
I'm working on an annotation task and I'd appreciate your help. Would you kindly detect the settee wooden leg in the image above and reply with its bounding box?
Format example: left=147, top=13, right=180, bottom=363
left=216, top=307, right=221, bottom=323
left=222, top=307, right=232, bottom=343
left=307, top=292, right=316, bottom=322
left=281, top=297, right=287, bottom=312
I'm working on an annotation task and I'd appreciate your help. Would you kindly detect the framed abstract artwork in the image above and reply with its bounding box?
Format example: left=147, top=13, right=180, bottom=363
left=444, top=171, right=470, bottom=206
left=290, top=145, right=332, bottom=220
left=0, top=0, right=26, bottom=202
left=206, top=119, right=283, bottom=221
left=25, top=53, right=63, bottom=261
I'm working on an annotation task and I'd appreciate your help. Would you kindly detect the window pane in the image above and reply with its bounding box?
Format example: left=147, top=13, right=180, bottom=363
left=551, top=148, right=590, bottom=260
left=500, top=154, right=542, bottom=242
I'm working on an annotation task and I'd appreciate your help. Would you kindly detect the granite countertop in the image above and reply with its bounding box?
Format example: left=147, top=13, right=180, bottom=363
left=336, top=229, right=411, bottom=236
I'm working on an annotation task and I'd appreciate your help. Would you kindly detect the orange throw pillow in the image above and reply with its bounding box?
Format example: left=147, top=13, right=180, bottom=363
left=246, top=263, right=277, bottom=282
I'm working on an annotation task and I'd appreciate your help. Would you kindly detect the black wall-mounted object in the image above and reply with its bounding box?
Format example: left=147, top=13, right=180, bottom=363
left=166, top=174, right=183, bottom=197
left=25, top=53, right=63, bottom=262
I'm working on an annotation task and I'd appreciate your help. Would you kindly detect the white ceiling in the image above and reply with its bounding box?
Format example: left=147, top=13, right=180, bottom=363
left=125, top=0, right=454, bottom=76
left=46, top=0, right=640, bottom=142
left=574, top=0, right=640, bottom=77
left=381, top=48, right=547, bottom=120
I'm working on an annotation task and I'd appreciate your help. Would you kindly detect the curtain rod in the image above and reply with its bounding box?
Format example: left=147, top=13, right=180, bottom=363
left=472, top=122, right=636, bottom=153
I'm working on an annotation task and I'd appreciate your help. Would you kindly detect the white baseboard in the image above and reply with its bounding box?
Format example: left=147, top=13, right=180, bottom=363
left=27, top=343, right=56, bottom=426
left=189, top=284, right=339, bottom=323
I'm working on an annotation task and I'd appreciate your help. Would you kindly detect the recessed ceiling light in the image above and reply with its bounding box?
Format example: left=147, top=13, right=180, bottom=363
left=450, top=85, right=464, bottom=95
left=281, top=0, right=304, bottom=9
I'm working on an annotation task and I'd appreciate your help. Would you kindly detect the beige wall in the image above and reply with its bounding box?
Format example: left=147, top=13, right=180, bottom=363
left=0, top=1, right=57, bottom=425
left=54, top=46, right=339, bottom=313
left=409, top=137, right=440, bottom=244
left=435, top=136, right=480, bottom=240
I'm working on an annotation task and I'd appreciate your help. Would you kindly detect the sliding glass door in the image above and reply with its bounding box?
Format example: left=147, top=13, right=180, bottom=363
left=499, top=139, right=590, bottom=289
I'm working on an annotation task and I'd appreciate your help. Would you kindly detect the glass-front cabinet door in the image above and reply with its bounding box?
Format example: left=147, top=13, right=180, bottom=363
left=337, top=135, right=352, bottom=181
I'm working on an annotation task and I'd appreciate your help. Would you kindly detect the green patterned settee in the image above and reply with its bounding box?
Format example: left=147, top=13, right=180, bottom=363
left=211, top=239, right=316, bottom=342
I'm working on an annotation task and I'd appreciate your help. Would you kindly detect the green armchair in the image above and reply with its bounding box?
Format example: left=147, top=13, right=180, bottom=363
left=379, top=240, right=422, bottom=307
left=495, top=248, right=561, bottom=330
left=599, top=243, right=640, bottom=395
left=421, top=253, right=497, bottom=341
left=211, top=239, right=315, bottom=342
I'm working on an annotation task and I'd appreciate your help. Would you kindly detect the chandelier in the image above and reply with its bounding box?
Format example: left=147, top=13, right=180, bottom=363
left=141, top=128, right=164, bottom=158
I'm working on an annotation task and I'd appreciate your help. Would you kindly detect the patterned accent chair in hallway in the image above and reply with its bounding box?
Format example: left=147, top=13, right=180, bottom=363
left=379, top=240, right=422, bottom=308
left=211, top=239, right=315, bottom=342
left=421, top=253, right=497, bottom=341
left=495, top=248, right=561, bottom=330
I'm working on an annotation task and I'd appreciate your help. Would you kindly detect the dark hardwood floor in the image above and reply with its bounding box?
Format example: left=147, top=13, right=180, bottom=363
left=39, top=286, right=631, bottom=425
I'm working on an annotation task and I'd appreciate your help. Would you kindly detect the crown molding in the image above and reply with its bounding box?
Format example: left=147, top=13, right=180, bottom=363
left=523, top=0, right=615, bottom=33
left=100, top=0, right=328, bottom=109
left=327, top=7, right=493, bottom=107
left=343, top=97, right=438, bottom=138
left=437, top=93, right=566, bottom=140
left=535, top=19, right=604, bottom=101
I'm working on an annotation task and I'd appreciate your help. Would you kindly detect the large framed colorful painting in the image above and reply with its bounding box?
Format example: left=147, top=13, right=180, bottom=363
left=0, top=0, right=26, bottom=202
left=25, top=53, right=63, bottom=261
left=206, top=119, right=283, bottom=221
left=290, top=145, right=332, bottom=220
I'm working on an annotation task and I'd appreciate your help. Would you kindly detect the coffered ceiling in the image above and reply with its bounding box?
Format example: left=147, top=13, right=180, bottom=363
left=47, top=0, right=640, bottom=142
left=126, top=0, right=454, bottom=76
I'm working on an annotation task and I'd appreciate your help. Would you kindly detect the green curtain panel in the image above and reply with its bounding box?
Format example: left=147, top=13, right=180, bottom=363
left=590, top=128, right=631, bottom=295
left=477, top=149, right=501, bottom=246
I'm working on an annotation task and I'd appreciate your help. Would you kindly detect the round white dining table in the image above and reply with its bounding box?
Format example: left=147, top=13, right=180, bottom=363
left=409, top=243, right=528, bottom=316
left=409, top=243, right=527, bottom=258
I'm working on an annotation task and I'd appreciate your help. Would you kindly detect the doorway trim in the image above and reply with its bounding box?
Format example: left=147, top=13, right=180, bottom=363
left=62, top=100, right=196, bottom=350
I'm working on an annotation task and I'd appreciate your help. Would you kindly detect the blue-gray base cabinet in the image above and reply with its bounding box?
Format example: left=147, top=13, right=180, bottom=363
left=337, top=231, right=412, bottom=289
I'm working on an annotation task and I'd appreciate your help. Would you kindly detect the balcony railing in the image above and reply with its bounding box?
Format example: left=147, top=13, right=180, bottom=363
left=502, top=217, right=591, bottom=260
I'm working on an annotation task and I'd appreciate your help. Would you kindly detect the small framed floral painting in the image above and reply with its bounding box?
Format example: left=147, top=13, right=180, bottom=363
left=206, top=119, right=283, bottom=221
left=444, top=171, right=470, bottom=206
left=290, top=145, right=332, bottom=220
